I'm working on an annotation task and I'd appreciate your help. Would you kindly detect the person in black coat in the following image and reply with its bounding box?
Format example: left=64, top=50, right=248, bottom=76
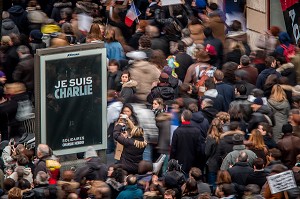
left=113, top=119, right=147, bottom=174
left=29, top=30, right=46, bottom=54
left=203, top=77, right=226, bottom=112
left=188, top=103, right=209, bottom=138
left=8, top=1, right=29, bottom=35
left=107, top=59, right=122, bottom=91
left=170, top=110, right=205, bottom=174
left=203, top=27, right=223, bottom=69
left=174, top=41, right=194, bottom=82
left=256, top=56, right=281, bottom=89
left=200, top=98, right=218, bottom=123
left=214, top=70, right=235, bottom=112
left=75, top=146, right=108, bottom=182
left=245, top=158, right=267, bottom=189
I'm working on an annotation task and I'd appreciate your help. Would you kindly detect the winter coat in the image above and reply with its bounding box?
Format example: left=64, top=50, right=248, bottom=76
left=116, top=184, right=143, bottom=199
left=106, top=178, right=124, bottom=199
left=217, top=130, right=245, bottom=161
left=107, top=71, right=122, bottom=91
left=22, top=190, right=35, bottom=199
left=33, top=184, right=57, bottom=199
left=51, top=1, right=72, bottom=23
left=256, top=68, right=281, bottom=89
left=216, top=82, right=235, bottom=112
left=74, top=157, right=107, bottom=182
left=13, top=54, right=34, bottom=92
left=267, top=99, right=290, bottom=142
left=174, top=52, right=194, bottom=82
left=27, top=7, right=50, bottom=31
left=0, top=100, right=18, bottom=141
left=119, top=80, right=137, bottom=103
left=274, top=32, right=292, bottom=56
left=188, top=24, right=205, bottom=44
left=4, top=44, right=19, bottom=83
left=129, top=60, right=161, bottom=102
left=29, top=41, right=47, bottom=54
left=205, top=15, right=226, bottom=45
left=291, top=51, right=300, bottom=84
left=191, top=111, right=209, bottom=138
left=276, top=63, right=297, bottom=86
left=245, top=170, right=267, bottom=189
left=229, top=96, right=252, bottom=122
left=170, top=122, right=205, bottom=174
left=205, top=136, right=220, bottom=172
left=1, top=18, right=20, bottom=36
left=224, top=31, right=251, bottom=55
left=228, top=162, right=254, bottom=186
left=8, top=5, right=29, bottom=34
left=156, top=112, right=171, bottom=154
left=8, top=166, right=33, bottom=184
left=248, top=105, right=274, bottom=133
left=151, top=37, right=170, bottom=57
left=113, top=124, right=147, bottom=174
left=201, top=106, right=218, bottom=124
left=220, top=145, right=257, bottom=170
left=237, top=65, right=258, bottom=85
left=203, top=36, right=224, bottom=69
left=34, top=155, right=51, bottom=178
left=105, top=42, right=125, bottom=61
left=128, top=31, right=144, bottom=50
left=147, top=83, right=175, bottom=105
left=203, top=89, right=226, bottom=112
left=277, top=133, right=300, bottom=168
left=235, top=80, right=256, bottom=96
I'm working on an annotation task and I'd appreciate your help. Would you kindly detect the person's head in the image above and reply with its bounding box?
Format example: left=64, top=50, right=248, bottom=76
left=216, top=170, right=232, bottom=184
left=271, top=164, right=288, bottom=174
left=121, top=103, right=134, bottom=117
left=105, top=29, right=116, bottom=43
left=164, top=189, right=176, bottom=199
left=108, top=59, right=119, bottom=73
left=16, top=45, right=30, bottom=57
left=270, top=84, right=287, bottom=102
left=29, top=29, right=43, bottom=41
left=207, top=118, right=223, bottom=143
left=244, top=184, right=261, bottom=196
left=137, top=20, right=148, bottom=32
left=237, top=151, right=248, bottom=162
left=282, top=123, right=293, bottom=134
left=17, top=179, right=31, bottom=190
left=159, top=72, right=169, bottom=83
left=8, top=187, right=22, bottom=199
left=249, top=129, right=266, bottom=150
left=139, top=35, right=151, bottom=49
left=177, top=40, right=186, bottom=52
left=289, top=109, right=300, bottom=126
left=153, top=98, right=164, bottom=110
left=235, top=84, right=247, bottom=96
left=229, top=121, right=241, bottom=131
left=111, top=167, right=127, bottom=183
left=240, top=55, right=250, bottom=66
left=131, top=126, right=144, bottom=138
left=232, top=133, right=244, bottom=145
left=125, top=174, right=137, bottom=185
left=216, top=112, right=230, bottom=124
left=35, top=171, right=49, bottom=185
left=188, top=103, right=198, bottom=113
left=181, top=28, right=191, bottom=38
left=213, top=70, right=224, bottom=82
left=189, top=167, right=202, bottom=181
left=269, top=26, right=281, bottom=37
left=149, top=50, right=167, bottom=70
left=201, top=98, right=213, bottom=109
left=205, top=77, right=216, bottom=90
left=37, top=144, right=50, bottom=159
left=223, top=61, right=238, bottom=84
left=253, top=158, right=264, bottom=170
left=251, top=97, right=263, bottom=112
left=3, top=178, right=15, bottom=192
left=268, top=148, right=282, bottom=161
left=138, top=160, right=153, bottom=174
left=121, top=70, right=130, bottom=83
left=257, top=122, right=272, bottom=136
left=179, top=83, right=193, bottom=95
left=230, top=20, right=242, bottom=31
left=265, top=56, right=276, bottom=68
left=62, top=170, right=75, bottom=182
left=207, top=2, right=219, bottom=12
left=181, top=110, right=192, bottom=122
left=195, top=49, right=210, bottom=63
left=145, top=25, right=160, bottom=38
left=183, top=178, right=198, bottom=194
left=16, top=154, right=29, bottom=166
left=1, top=36, right=13, bottom=47
left=84, top=146, right=97, bottom=159
left=204, top=27, right=213, bottom=38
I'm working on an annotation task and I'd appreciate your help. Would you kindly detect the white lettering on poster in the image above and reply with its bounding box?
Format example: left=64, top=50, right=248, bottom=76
left=289, top=9, right=300, bottom=44
left=54, top=77, right=93, bottom=99
left=62, top=136, right=85, bottom=147
left=267, top=170, right=297, bottom=194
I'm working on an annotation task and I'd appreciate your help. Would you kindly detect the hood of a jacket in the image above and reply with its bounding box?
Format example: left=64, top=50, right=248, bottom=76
left=156, top=112, right=171, bottom=122
left=276, top=63, right=294, bottom=73
left=226, top=31, right=247, bottom=42
left=132, top=60, right=159, bottom=74
left=204, top=89, right=218, bottom=98
left=278, top=32, right=291, bottom=45
left=122, top=80, right=137, bottom=88
left=8, top=5, right=25, bottom=15
left=87, top=157, right=102, bottom=170
left=202, top=107, right=218, bottom=117
left=2, top=19, right=17, bottom=30
left=191, top=111, right=205, bottom=123
left=268, top=99, right=289, bottom=111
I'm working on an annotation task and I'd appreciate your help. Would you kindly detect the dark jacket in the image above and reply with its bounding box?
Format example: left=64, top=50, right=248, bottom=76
left=277, top=63, right=297, bottom=86
left=156, top=112, right=171, bottom=154
left=0, top=100, right=18, bottom=141
left=128, top=31, right=144, bottom=50
left=107, top=71, right=122, bottom=91
left=203, top=36, right=223, bottom=69
left=203, top=89, right=225, bottom=112
left=147, top=83, right=175, bottom=105
left=106, top=178, right=124, bottom=199
left=8, top=5, right=29, bottom=34
left=191, top=111, right=209, bottom=138
left=175, top=52, right=194, bottom=82
left=29, top=40, right=47, bottom=54
left=1, top=18, right=20, bottom=36
left=277, top=133, right=300, bottom=168
left=13, top=54, right=34, bottom=92
left=170, top=122, right=205, bottom=174
left=151, top=37, right=170, bottom=56
left=248, top=105, right=274, bottom=133
left=50, top=1, right=72, bottom=23
left=22, top=190, right=35, bottom=199
left=216, top=82, right=235, bottom=112
left=119, top=80, right=137, bottom=103
left=74, top=157, right=108, bottom=182
left=237, top=65, right=258, bottom=85
left=228, top=162, right=254, bottom=186
left=116, top=184, right=143, bottom=199
left=229, top=95, right=252, bottom=122
left=205, top=136, right=220, bottom=172
left=33, top=184, right=57, bottom=199
left=235, top=80, right=256, bottom=96
left=245, top=170, right=267, bottom=189
left=200, top=106, right=218, bottom=124
left=113, top=124, right=146, bottom=174
left=34, top=155, right=50, bottom=179
left=256, top=68, right=281, bottom=89
left=4, top=45, right=19, bottom=83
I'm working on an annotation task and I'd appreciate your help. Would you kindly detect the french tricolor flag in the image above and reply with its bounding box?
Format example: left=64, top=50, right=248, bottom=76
left=125, top=2, right=141, bottom=27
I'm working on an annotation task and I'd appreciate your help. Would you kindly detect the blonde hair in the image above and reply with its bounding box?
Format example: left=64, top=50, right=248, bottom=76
left=270, top=84, right=287, bottom=102
left=131, top=126, right=144, bottom=137
left=248, top=129, right=266, bottom=150
left=216, top=112, right=230, bottom=124
left=207, top=118, right=223, bottom=143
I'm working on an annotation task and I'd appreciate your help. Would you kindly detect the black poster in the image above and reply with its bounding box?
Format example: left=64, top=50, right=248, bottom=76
left=282, top=2, right=300, bottom=44
left=45, top=54, right=103, bottom=151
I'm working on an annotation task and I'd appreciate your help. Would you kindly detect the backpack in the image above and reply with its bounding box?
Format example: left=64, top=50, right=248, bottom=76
left=281, top=44, right=296, bottom=62
left=195, top=65, right=215, bottom=95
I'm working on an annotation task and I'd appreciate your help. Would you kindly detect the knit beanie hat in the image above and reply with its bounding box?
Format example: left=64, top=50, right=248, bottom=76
left=30, top=30, right=43, bottom=40
left=84, top=146, right=97, bottom=159
left=282, top=123, right=293, bottom=134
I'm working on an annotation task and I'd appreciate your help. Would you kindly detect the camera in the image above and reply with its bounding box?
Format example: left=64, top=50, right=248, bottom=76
left=121, top=125, right=126, bottom=132
left=120, top=114, right=128, bottom=119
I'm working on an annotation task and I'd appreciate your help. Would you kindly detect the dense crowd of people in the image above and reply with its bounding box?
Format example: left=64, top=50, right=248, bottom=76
left=0, top=0, right=300, bottom=198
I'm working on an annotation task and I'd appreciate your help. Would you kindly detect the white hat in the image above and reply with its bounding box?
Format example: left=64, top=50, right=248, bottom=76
left=84, top=146, right=97, bottom=159
left=126, top=51, right=147, bottom=60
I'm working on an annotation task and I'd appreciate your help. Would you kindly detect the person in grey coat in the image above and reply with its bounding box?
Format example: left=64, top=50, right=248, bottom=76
left=1, top=11, right=19, bottom=36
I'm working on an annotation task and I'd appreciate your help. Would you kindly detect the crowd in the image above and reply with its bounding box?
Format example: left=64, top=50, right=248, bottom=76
left=0, top=0, right=300, bottom=198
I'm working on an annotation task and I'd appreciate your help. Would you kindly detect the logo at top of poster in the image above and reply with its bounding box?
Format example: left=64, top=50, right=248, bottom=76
left=67, top=53, right=80, bottom=57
